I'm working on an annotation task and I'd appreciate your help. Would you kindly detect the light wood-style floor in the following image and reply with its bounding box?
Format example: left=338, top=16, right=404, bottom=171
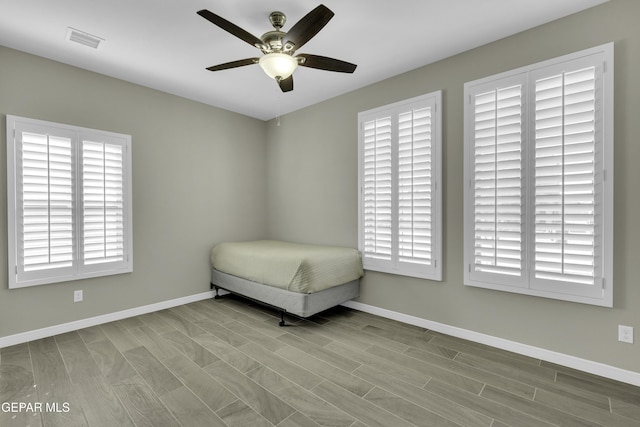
left=1, top=295, right=639, bottom=427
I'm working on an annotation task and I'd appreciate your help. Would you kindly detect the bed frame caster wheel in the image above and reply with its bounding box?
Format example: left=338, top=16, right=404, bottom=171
left=279, top=320, right=286, bottom=327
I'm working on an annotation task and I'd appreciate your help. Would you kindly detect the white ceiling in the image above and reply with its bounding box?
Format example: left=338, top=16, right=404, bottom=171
left=0, top=0, right=607, bottom=121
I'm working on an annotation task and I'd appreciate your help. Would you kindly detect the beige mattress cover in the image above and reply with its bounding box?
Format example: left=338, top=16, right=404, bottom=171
left=211, top=240, right=363, bottom=294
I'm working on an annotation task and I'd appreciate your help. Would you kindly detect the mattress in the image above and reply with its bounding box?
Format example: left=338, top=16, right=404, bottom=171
left=210, top=240, right=363, bottom=294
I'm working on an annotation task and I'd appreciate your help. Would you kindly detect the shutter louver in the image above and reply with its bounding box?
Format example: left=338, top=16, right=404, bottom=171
left=362, top=117, right=393, bottom=261
left=472, top=85, right=523, bottom=277
left=82, top=140, right=125, bottom=265
left=534, top=67, right=596, bottom=285
left=398, top=107, right=433, bottom=265
left=20, top=132, right=74, bottom=272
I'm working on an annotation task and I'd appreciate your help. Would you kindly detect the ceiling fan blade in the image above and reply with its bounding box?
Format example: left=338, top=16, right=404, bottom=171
left=197, top=9, right=265, bottom=49
left=282, top=5, right=334, bottom=52
left=296, top=54, right=357, bottom=73
left=206, top=58, right=259, bottom=72
left=278, top=76, right=294, bottom=92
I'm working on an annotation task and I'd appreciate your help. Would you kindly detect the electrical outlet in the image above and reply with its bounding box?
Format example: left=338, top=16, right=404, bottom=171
left=74, top=290, right=83, bottom=303
left=618, top=325, right=634, bottom=344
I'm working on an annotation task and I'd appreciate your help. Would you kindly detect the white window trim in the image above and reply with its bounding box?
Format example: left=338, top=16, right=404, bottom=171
left=358, top=91, right=442, bottom=281
left=7, top=115, right=133, bottom=289
left=463, top=43, right=613, bottom=307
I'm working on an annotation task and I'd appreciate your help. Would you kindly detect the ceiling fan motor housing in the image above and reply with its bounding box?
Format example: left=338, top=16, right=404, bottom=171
left=269, top=11, right=286, bottom=30
left=261, top=30, right=286, bottom=53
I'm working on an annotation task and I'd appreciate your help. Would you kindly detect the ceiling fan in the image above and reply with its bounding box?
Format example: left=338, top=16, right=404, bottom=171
left=197, top=4, right=357, bottom=93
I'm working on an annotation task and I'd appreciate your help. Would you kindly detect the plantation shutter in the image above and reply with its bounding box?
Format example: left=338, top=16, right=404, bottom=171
left=8, top=115, right=133, bottom=289
left=398, top=107, right=434, bottom=267
left=531, top=62, right=603, bottom=294
left=464, top=43, right=612, bottom=306
left=470, top=81, right=525, bottom=284
left=81, top=138, right=126, bottom=267
left=359, top=91, right=442, bottom=280
left=362, top=116, right=393, bottom=263
left=15, top=125, right=77, bottom=283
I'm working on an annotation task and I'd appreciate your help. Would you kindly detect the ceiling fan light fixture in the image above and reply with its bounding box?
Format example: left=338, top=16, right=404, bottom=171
left=259, top=53, right=298, bottom=80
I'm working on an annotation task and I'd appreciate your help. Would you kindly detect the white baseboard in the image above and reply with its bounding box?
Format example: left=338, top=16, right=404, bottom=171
left=342, top=300, right=640, bottom=388
left=0, top=291, right=215, bottom=349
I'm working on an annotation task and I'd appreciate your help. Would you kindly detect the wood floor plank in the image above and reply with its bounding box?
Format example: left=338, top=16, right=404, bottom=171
left=611, top=399, right=640, bottom=421
left=29, top=342, right=88, bottom=427
left=240, top=342, right=324, bottom=390
left=76, top=325, right=109, bottom=344
left=404, top=346, right=535, bottom=399
left=279, top=321, right=334, bottom=347
left=454, top=351, right=557, bottom=387
left=0, top=345, right=35, bottom=399
left=138, top=312, right=175, bottom=334
left=112, top=375, right=180, bottom=427
left=161, top=354, right=237, bottom=412
left=534, top=387, right=640, bottom=427
left=430, top=334, right=540, bottom=367
left=71, top=375, right=135, bottom=427
left=57, top=338, right=102, bottom=383
left=481, top=384, right=602, bottom=427
left=116, top=316, right=146, bottom=330
left=362, top=324, right=457, bottom=358
left=0, top=344, right=42, bottom=427
left=159, top=386, right=226, bottom=427
left=99, top=322, right=139, bottom=352
left=161, top=329, right=219, bottom=368
left=53, top=330, right=81, bottom=345
left=315, top=320, right=411, bottom=353
left=29, top=342, right=72, bottom=400
left=326, top=341, right=429, bottom=388
left=247, top=364, right=355, bottom=427
left=216, top=399, right=273, bottom=427
left=205, top=359, right=296, bottom=425
left=127, top=325, right=182, bottom=362
left=353, top=364, right=493, bottom=427
left=86, top=339, right=138, bottom=385
left=122, top=346, right=183, bottom=396
left=368, top=344, right=485, bottom=394
left=193, top=320, right=250, bottom=348
left=424, top=378, right=554, bottom=427
left=555, top=371, right=640, bottom=406
left=311, top=380, right=415, bottom=427
left=169, top=305, right=210, bottom=323
left=278, top=333, right=362, bottom=373
left=155, top=309, right=208, bottom=338
left=276, top=345, right=374, bottom=397
left=223, top=320, right=289, bottom=352
left=279, top=411, right=322, bottom=427
left=194, top=333, right=261, bottom=373
left=28, top=337, right=58, bottom=354
left=363, top=385, right=462, bottom=427
left=189, top=300, right=234, bottom=324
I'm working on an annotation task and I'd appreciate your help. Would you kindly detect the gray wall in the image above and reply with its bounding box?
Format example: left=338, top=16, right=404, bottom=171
left=266, top=0, right=640, bottom=373
left=0, top=46, right=268, bottom=337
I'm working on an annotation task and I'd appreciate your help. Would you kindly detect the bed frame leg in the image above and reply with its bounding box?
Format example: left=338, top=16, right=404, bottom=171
left=213, top=285, right=221, bottom=300
left=279, top=310, right=286, bottom=327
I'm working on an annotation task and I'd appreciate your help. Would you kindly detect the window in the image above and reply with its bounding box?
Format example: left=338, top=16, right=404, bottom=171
left=358, top=91, right=442, bottom=280
left=7, top=115, right=133, bottom=289
left=463, top=43, right=613, bottom=306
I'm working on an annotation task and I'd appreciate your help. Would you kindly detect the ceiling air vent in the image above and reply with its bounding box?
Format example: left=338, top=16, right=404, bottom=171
left=66, top=27, right=104, bottom=49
